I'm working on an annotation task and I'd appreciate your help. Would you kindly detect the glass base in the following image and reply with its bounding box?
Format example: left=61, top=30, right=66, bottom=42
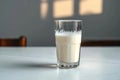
left=58, top=61, right=79, bottom=69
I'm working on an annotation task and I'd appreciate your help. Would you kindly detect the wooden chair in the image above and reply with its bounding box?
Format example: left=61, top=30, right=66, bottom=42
left=0, top=36, right=27, bottom=47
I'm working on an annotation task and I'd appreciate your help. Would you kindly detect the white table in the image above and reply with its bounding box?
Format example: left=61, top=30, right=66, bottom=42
left=0, top=47, right=120, bottom=80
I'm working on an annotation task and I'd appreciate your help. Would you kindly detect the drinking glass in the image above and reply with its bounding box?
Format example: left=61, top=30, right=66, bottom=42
left=55, top=20, right=82, bottom=68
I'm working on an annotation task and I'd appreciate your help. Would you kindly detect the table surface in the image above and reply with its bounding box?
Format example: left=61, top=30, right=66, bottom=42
left=0, top=47, right=120, bottom=80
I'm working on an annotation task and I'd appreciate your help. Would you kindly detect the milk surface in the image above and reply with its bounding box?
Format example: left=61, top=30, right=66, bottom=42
left=55, top=31, right=81, bottom=63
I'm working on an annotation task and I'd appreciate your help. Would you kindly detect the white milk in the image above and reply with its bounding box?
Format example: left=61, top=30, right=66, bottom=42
left=55, top=31, right=81, bottom=63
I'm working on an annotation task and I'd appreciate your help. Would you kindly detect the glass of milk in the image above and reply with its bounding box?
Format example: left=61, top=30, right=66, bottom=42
left=55, top=20, right=82, bottom=68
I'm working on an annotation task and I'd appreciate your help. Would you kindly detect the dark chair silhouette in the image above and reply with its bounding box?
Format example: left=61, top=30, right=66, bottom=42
left=0, top=36, right=27, bottom=47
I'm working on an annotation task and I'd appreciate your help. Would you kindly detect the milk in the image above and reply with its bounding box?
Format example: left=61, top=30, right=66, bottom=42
left=55, top=31, right=81, bottom=63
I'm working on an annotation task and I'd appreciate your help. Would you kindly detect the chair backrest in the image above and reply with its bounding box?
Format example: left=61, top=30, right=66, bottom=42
left=0, top=36, right=27, bottom=47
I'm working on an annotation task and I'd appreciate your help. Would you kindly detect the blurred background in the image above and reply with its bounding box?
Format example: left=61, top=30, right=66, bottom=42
left=0, top=0, right=120, bottom=46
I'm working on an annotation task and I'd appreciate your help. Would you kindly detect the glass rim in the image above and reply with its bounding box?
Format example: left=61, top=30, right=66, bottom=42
left=55, top=20, right=82, bottom=22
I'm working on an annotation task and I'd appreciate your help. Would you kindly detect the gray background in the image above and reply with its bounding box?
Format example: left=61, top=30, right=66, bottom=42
left=0, top=0, right=120, bottom=46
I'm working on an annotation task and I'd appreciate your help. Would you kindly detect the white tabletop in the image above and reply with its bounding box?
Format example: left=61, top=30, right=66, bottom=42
left=0, top=47, right=120, bottom=80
